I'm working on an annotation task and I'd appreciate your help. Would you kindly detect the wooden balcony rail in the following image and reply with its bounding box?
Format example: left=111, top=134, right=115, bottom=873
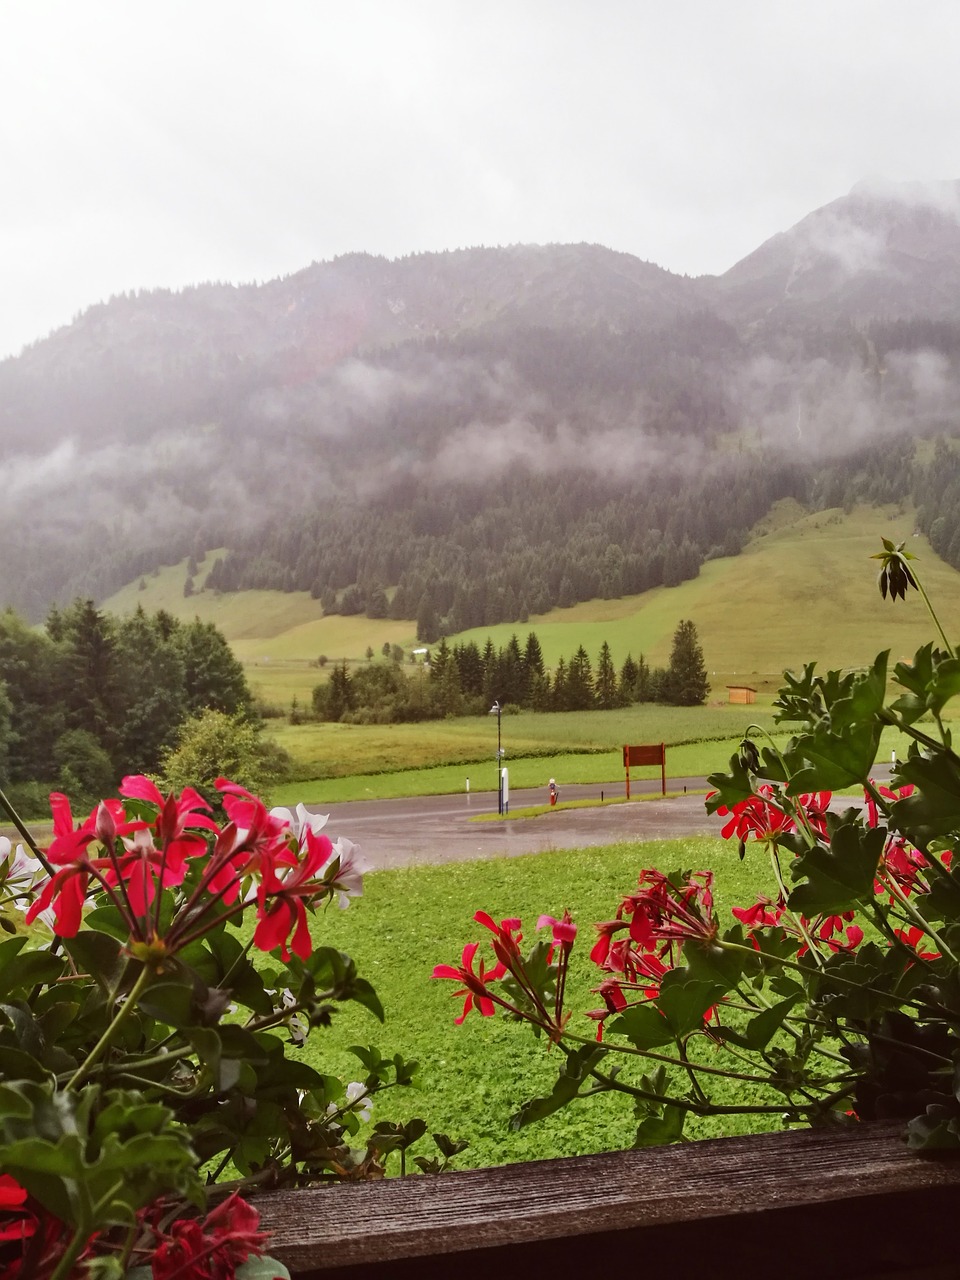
left=256, top=1122, right=960, bottom=1280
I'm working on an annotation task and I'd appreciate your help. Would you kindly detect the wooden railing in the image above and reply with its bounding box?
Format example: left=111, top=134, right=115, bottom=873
left=255, top=1123, right=960, bottom=1279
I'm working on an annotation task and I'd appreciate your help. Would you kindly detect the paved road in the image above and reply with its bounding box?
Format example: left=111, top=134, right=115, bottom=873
left=313, top=777, right=719, bottom=871
left=312, top=765, right=894, bottom=872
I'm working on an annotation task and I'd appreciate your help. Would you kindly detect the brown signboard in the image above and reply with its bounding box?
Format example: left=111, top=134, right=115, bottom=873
left=623, top=743, right=666, bottom=798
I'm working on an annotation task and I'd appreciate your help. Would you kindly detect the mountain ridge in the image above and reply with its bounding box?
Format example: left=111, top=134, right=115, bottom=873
left=3, top=178, right=960, bottom=622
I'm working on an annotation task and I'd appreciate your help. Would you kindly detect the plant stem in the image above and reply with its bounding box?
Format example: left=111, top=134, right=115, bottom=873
left=768, top=844, right=824, bottom=968
left=882, top=874, right=957, bottom=962
left=49, top=1223, right=91, bottom=1280
left=910, top=565, right=955, bottom=659
left=0, top=782, right=54, bottom=874
left=67, top=962, right=152, bottom=1090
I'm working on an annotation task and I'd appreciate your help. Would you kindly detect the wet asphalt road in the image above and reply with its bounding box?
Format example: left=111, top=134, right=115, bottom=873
left=310, top=766, right=894, bottom=872
left=311, top=777, right=720, bottom=871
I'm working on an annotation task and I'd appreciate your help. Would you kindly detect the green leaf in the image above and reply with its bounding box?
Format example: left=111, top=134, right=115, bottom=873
left=789, top=823, right=886, bottom=915
left=348, top=977, right=384, bottom=1022
left=891, top=751, right=960, bottom=844
left=137, top=978, right=196, bottom=1029
left=0, top=946, right=65, bottom=1000
left=236, top=1258, right=291, bottom=1280
left=683, top=937, right=745, bottom=990
left=0, top=1002, right=44, bottom=1058
left=509, top=1044, right=606, bottom=1129
left=63, top=930, right=126, bottom=995
left=705, top=753, right=756, bottom=812
left=719, top=996, right=798, bottom=1051
left=906, top=1105, right=960, bottom=1150
left=185, top=1027, right=222, bottom=1086
left=656, top=973, right=726, bottom=1037
left=633, top=1107, right=685, bottom=1147
left=607, top=1003, right=674, bottom=1050
left=0, top=1046, right=51, bottom=1082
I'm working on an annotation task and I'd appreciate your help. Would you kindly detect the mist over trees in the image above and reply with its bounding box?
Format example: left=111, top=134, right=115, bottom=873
left=5, top=187, right=960, bottom=619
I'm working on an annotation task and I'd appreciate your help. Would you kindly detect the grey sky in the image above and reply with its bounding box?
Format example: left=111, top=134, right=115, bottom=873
left=2, top=0, right=958, bottom=359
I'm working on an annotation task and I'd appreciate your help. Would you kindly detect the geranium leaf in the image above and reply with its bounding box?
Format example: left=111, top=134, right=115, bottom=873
left=509, top=1044, right=606, bottom=1129
left=633, top=1107, right=684, bottom=1147
left=236, top=1259, right=291, bottom=1280
left=657, top=974, right=726, bottom=1037
left=891, top=752, right=960, bottom=844
left=789, top=823, right=886, bottom=915
left=63, top=931, right=125, bottom=995
left=607, top=1003, right=674, bottom=1050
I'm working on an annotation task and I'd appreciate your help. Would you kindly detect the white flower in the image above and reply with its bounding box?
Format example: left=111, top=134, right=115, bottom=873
left=345, top=1080, right=373, bottom=1123
left=0, top=837, right=45, bottom=913
left=269, top=803, right=329, bottom=845
left=321, top=837, right=370, bottom=910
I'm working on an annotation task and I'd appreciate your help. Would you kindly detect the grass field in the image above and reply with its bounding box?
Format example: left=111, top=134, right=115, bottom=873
left=101, top=503, right=960, bottom=718
left=269, top=703, right=784, bottom=781
left=288, top=835, right=787, bottom=1171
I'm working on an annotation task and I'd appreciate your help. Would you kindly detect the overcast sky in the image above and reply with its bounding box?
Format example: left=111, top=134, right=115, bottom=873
left=2, top=0, right=959, bottom=359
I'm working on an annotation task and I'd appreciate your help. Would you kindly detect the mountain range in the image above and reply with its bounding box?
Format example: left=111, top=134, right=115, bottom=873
left=4, top=177, right=960, bottom=623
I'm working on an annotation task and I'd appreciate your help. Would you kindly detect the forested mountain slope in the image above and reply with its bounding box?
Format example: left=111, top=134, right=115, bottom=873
left=4, top=179, right=960, bottom=622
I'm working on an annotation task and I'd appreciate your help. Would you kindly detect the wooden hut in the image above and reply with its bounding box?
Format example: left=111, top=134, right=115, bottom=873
left=727, top=685, right=757, bottom=705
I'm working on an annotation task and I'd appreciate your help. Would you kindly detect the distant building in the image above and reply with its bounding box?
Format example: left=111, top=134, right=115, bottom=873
left=727, top=685, right=757, bottom=705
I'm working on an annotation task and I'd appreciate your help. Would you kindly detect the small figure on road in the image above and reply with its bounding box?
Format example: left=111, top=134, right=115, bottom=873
left=548, top=779, right=558, bottom=807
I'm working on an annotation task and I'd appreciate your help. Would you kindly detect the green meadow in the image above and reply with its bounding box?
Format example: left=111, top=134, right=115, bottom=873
left=101, top=501, right=960, bottom=797
left=103, top=503, right=960, bottom=714
left=288, top=836, right=791, bottom=1171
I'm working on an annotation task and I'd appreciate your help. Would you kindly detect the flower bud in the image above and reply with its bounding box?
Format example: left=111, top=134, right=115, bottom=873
left=95, top=802, right=117, bottom=845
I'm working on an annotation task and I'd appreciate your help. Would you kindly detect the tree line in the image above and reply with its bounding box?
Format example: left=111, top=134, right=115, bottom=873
left=0, top=601, right=255, bottom=813
left=312, top=620, right=709, bottom=723
left=208, top=462, right=802, bottom=642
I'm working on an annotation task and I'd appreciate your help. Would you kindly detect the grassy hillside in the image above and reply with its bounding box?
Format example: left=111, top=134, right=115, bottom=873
left=102, top=502, right=960, bottom=713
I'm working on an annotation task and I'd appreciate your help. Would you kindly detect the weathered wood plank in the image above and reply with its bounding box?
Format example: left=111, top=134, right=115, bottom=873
left=255, top=1124, right=960, bottom=1279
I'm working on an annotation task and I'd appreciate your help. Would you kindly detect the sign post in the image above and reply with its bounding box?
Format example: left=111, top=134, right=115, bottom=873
left=622, top=743, right=667, bottom=798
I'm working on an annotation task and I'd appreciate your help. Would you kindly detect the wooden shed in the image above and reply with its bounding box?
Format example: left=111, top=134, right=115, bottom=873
left=727, top=685, right=757, bottom=705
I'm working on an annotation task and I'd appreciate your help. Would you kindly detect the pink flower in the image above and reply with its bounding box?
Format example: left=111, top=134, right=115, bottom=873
left=537, top=913, right=577, bottom=945
left=474, top=910, right=524, bottom=967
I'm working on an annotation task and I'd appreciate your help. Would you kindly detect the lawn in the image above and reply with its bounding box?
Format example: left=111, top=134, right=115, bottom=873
left=269, top=703, right=784, bottom=782
left=267, top=720, right=915, bottom=806
left=287, top=834, right=784, bottom=1172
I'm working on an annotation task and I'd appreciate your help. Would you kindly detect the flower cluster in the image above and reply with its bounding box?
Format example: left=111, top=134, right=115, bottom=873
left=17, top=776, right=368, bottom=963
left=713, top=785, right=831, bottom=848
left=0, top=1176, right=266, bottom=1280
left=0, top=776, right=437, bottom=1280
left=433, top=547, right=960, bottom=1151
left=433, top=909, right=577, bottom=1036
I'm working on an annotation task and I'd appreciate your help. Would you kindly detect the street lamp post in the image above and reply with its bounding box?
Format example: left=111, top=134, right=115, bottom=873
left=489, top=700, right=503, bottom=814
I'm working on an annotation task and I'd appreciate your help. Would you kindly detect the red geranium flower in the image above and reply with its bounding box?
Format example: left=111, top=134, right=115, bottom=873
left=152, top=1193, right=267, bottom=1280
left=253, top=827, right=332, bottom=961
left=433, top=941, right=507, bottom=1024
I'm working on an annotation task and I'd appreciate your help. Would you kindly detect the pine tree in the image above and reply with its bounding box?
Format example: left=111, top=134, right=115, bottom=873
left=566, top=646, right=594, bottom=710
left=551, top=656, right=569, bottom=710
left=594, top=641, right=618, bottom=709
left=618, top=654, right=639, bottom=705
left=664, top=620, right=709, bottom=706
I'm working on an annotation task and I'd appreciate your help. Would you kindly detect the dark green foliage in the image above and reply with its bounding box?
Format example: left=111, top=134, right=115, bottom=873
left=663, top=619, right=710, bottom=706
left=0, top=603, right=252, bottom=795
